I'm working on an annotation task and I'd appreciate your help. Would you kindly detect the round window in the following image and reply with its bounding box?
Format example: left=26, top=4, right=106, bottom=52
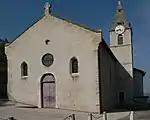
left=42, top=53, right=54, bottom=67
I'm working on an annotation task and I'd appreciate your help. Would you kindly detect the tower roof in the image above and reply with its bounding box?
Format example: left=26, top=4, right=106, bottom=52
left=110, top=0, right=130, bottom=31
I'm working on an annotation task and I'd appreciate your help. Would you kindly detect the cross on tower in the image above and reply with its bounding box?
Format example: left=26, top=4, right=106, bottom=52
left=44, top=2, right=51, bottom=15
left=117, top=0, right=123, bottom=11
left=118, top=0, right=121, bottom=5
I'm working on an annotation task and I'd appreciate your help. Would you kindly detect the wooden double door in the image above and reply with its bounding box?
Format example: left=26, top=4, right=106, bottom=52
left=41, top=73, right=56, bottom=108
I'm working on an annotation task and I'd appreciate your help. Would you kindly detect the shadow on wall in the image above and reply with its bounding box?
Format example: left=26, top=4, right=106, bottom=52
left=99, top=40, right=134, bottom=113
left=0, top=39, right=8, bottom=99
left=0, top=99, right=14, bottom=107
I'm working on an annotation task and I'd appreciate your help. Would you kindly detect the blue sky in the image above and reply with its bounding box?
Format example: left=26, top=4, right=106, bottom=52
left=0, top=0, right=150, bottom=93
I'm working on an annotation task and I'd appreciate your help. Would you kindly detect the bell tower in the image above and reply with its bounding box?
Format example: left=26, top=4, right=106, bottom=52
left=110, top=0, right=133, bottom=77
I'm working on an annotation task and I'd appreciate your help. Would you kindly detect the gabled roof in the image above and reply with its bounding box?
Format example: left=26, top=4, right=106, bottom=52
left=6, top=13, right=101, bottom=47
left=52, top=14, right=101, bottom=33
left=5, top=15, right=45, bottom=46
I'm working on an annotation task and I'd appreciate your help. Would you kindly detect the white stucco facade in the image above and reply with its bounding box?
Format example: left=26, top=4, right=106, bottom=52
left=110, top=29, right=133, bottom=77
left=4, top=1, right=145, bottom=113
left=5, top=14, right=102, bottom=113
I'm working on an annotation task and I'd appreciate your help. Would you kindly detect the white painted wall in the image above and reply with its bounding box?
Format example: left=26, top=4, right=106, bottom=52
left=110, top=29, right=133, bottom=77
left=5, top=13, right=134, bottom=113
left=5, top=14, right=102, bottom=113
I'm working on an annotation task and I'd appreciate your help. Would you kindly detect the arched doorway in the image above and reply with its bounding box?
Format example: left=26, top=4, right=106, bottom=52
left=41, top=73, right=56, bottom=108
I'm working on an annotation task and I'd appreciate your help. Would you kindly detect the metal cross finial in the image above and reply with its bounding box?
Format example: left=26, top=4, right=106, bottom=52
left=44, top=2, right=51, bottom=15
left=118, top=0, right=122, bottom=5
left=117, top=0, right=123, bottom=11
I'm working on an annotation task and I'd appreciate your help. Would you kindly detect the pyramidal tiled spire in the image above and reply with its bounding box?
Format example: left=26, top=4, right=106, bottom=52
left=110, top=0, right=131, bottom=31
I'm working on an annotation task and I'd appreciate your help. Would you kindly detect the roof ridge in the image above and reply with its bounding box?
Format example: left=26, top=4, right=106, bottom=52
left=6, top=14, right=102, bottom=47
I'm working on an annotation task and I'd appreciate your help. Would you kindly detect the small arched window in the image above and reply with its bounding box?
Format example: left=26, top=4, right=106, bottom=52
left=118, top=34, right=123, bottom=45
left=70, top=57, right=78, bottom=74
left=21, top=62, right=28, bottom=77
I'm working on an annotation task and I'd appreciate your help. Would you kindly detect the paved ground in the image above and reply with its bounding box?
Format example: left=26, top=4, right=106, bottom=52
left=118, top=110, right=150, bottom=120
left=134, top=111, right=150, bottom=120
left=1, top=102, right=150, bottom=120
left=0, top=100, right=137, bottom=120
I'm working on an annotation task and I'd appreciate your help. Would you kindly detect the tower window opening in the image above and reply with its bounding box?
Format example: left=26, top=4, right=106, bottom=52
left=118, top=22, right=122, bottom=25
left=118, top=34, right=123, bottom=45
left=118, top=9, right=122, bottom=12
left=117, top=22, right=124, bottom=25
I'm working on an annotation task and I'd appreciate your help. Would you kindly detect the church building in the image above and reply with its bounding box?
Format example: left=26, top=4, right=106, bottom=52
left=5, top=0, right=146, bottom=113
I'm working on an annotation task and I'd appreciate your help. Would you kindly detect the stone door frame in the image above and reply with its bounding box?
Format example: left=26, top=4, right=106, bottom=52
left=40, top=73, right=56, bottom=108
